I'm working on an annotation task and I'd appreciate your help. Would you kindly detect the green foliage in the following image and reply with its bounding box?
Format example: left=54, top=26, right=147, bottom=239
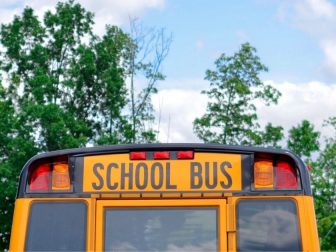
left=255, top=123, right=284, bottom=148
left=0, top=86, right=38, bottom=249
left=287, top=120, right=320, bottom=159
left=311, top=118, right=336, bottom=250
left=193, top=43, right=281, bottom=145
left=0, top=1, right=167, bottom=249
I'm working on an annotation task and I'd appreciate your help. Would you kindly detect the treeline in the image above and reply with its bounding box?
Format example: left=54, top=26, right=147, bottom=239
left=192, top=43, right=335, bottom=250
left=0, top=1, right=335, bottom=250
left=0, top=1, right=171, bottom=249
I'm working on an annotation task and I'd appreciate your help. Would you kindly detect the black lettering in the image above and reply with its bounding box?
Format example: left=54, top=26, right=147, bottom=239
left=151, top=163, right=164, bottom=189
left=121, top=163, right=133, bottom=189
left=92, top=163, right=104, bottom=190
left=135, top=162, right=148, bottom=189
left=205, top=162, right=217, bottom=189
left=166, top=163, right=177, bottom=189
left=220, top=161, right=232, bottom=189
left=106, top=163, right=118, bottom=190
left=190, top=162, right=203, bottom=189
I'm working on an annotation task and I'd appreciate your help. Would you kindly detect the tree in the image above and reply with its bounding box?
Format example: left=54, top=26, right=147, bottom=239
left=256, top=123, right=284, bottom=148
left=127, top=18, right=172, bottom=143
left=193, top=43, right=281, bottom=145
left=287, top=120, right=320, bottom=160
left=0, top=86, right=38, bottom=249
left=0, top=1, right=169, bottom=249
left=311, top=117, right=336, bottom=250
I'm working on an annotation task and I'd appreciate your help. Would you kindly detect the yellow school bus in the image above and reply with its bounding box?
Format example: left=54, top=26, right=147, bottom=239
left=10, top=144, right=319, bottom=251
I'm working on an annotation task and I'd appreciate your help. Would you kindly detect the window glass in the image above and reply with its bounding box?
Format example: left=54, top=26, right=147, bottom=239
left=25, top=201, right=86, bottom=251
left=237, top=199, right=301, bottom=251
left=104, top=207, right=217, bottom=252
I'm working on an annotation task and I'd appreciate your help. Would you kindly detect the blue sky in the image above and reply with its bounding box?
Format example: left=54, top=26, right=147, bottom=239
left=138, top=0, right=324, bottom=83
left=0, top=0, right=335, bottom=143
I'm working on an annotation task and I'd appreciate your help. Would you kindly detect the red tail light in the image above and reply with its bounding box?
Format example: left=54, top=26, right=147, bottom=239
left=276, top=161, right=298, bottom=189
left=29, top=164, right=50, bottom=191
left=154, top=151, right=170, bottom=160
left=177, top=151, right=194, bottom=159
left=130, top=152, right=146, bottom=160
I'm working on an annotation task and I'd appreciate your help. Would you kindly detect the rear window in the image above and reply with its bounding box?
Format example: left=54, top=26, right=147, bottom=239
left=25, top=201, right=86, bottom=251
left=104, top=207, right=218, bottom=251
left=237, top=199, right=301, bottom=251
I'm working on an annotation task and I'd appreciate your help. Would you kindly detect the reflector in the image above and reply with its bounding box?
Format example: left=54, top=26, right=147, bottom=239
left=29, top=164, right=50, bottom=191
left=52, top=163, right=70, bottom=190
left=254, top=160, right=274, bottom=189
left=276, top=161, right=298, bottom=189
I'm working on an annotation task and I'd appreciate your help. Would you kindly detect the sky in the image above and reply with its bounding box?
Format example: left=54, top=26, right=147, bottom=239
left=0, top=0, right=335, bottom=144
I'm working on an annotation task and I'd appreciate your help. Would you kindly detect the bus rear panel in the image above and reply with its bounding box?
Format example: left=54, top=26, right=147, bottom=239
left=10, top=144, right=320, bottom=251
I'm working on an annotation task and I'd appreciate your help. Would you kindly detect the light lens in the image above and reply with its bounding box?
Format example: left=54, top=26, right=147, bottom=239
left=154, top=151, right=170, bottom=160
left=254, top=160, right=274, bottom=189
left=276, top=161, right=298, bottom=189
left=29, top=164, right=50, bottom=191
left=52, top=163, right=71, bottom=190
left=130, top=152, right=146, bottom=160
left=177, top=151, right=194, bottom=159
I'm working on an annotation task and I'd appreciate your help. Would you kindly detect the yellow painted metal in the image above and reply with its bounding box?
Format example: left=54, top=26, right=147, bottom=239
left=296, top=196, right=320, bottom=251
left=9, top=199, right=31, bottom=251
left=9, top=187, right=319, bottom=251
left=95, top=199, right=227, bottom=251
left=9, top=198, right=93, bottom=251
left=83, top=153, right=242, bottom=193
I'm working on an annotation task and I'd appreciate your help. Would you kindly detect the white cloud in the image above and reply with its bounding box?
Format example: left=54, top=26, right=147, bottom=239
left=152, top=88, right=207, bottom=143
left=0, top=0, right=165, bottom=35
left=280, top=0, right=336, bottom=78
left=153, top=79, right=336, bottom=143
left=258, top=80, right=336, bottom=140
left=320, top=39, right=336, bottom=76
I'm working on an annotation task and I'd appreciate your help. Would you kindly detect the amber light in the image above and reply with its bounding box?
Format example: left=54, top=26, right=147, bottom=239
left=254, top=160, right=274, bottom=189
left=52, top=163, right=71, bottom=190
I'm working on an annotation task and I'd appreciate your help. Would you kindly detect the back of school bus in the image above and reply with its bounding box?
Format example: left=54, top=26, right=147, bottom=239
left=10, top=144, right=319, bottom=251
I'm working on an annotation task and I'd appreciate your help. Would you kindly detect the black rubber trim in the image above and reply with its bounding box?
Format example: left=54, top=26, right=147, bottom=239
left=241, top=155, right=251, bottom=191
left=17, top=143, right=312, bottom=197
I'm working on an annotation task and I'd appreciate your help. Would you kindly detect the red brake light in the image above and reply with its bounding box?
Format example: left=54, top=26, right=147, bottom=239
left=276, top=161, right=298, bottom=189
left=29, top=164, right=50, bottom=191
left=177, top=151, right=194, bottom=159
left=154, top=151, right=170, bottom=160
left=130, top=152, right=146, bottom=160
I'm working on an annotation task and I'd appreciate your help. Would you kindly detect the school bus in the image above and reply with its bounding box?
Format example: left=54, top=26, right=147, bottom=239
left=9, top=144, right=319, bottom=251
